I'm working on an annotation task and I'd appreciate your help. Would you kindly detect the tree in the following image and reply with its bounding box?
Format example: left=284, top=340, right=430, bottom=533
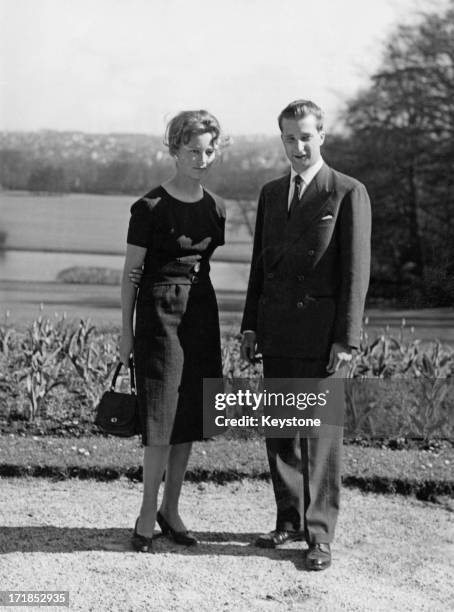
left=342, top=1, right=454, bottom=305
left=27, top=164, right=68, bottom=193
left=0, top=149, right=31, bottom=189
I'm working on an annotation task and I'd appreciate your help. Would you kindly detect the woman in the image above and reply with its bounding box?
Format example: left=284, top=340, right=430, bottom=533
left=119, top=110, right=226, bottom=552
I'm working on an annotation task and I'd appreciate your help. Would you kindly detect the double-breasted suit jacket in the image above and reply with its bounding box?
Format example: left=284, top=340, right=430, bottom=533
left=241, top=163, right=371, bottom=361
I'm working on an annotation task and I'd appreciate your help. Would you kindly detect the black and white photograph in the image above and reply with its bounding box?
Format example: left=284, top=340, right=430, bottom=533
left=0, top=0, right=453, bottom=610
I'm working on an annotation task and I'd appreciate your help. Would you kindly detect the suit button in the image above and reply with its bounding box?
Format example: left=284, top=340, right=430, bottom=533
left=297, top=301, right=305, bottom=308
left=267, top=272, right=274, bottom=279
left=308, top=249, right=315, bottom=256
left=297, top=275, right=305, bottom=281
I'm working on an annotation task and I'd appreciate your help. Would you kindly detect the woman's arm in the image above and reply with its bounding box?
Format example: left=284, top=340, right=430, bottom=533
left=119, top=244, right=147, bottom=364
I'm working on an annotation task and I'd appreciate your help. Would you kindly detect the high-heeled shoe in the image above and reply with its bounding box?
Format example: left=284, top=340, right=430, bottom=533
left=156, top=511, right=198, bottom=546
left=131, top=517, right=153, bottom=553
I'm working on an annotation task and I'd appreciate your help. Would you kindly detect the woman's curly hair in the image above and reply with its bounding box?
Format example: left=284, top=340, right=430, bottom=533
left=164, top=110, right=228, bottom=155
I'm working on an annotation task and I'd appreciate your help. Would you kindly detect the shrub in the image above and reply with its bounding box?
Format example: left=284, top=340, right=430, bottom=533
left=56, top=267, right=122, bottom=285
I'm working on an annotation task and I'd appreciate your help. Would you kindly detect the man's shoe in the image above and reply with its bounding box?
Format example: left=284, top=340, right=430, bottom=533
left=255, top=529, right=304, bottom=548
left=306, top=543, right=331, bottom=570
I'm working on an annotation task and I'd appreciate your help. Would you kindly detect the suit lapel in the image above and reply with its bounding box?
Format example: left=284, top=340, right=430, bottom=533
left=271, top=165, right=334, bottom=266
left=268, top=173, right=291, bottom=245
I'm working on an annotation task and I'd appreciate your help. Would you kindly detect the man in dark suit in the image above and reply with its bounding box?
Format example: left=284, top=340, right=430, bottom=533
left=241, top=99, right=371, bottom=570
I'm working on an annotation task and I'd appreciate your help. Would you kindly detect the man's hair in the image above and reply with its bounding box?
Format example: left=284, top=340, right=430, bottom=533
left=164, top=110, right=221, bottom=156
left=278, top=100, right=324, bottom=132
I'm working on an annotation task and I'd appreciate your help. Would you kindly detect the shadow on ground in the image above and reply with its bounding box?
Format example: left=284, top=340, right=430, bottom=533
left=0, top=527, right=313, bottom=569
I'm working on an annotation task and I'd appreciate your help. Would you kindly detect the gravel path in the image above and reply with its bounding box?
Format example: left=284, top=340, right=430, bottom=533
left=0, top=478, right=453, bottom=611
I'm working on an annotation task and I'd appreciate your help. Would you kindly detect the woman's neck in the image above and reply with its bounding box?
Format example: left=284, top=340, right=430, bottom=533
left=163, top=173, right=204, bottom=201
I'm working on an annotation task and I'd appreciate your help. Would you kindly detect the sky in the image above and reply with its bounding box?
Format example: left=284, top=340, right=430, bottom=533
left=0, top=0, right=445, bottom=135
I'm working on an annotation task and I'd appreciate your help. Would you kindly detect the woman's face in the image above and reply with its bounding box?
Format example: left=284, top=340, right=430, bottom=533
left=175, top=132, right=217, bottom=179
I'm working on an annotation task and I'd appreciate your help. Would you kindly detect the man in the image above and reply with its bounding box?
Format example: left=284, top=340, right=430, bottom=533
left=240, top=99, right=371, bottom=570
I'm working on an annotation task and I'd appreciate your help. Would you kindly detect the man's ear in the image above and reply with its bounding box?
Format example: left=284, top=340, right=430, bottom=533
left=319, top=130, right=326, bottom=145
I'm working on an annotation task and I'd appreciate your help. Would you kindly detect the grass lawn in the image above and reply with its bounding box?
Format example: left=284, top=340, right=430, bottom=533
left=0, top=434, right=452, bottom=499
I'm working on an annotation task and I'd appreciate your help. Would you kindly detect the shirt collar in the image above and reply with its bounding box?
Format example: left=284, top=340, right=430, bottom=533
left=290, top=157, right=324, bottom=186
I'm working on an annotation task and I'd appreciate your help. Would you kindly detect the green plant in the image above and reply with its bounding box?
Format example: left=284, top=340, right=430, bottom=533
left=0, top=311, right=14, bottom=358
left=346, top=319, right=454, bottom=439
left=17, top=314, right=70, bottom=420
left=2, top=314, right=453, bottom=442
left=407, top=343, right=453, bottom=438
left=65, top=319, right=117, bottom=408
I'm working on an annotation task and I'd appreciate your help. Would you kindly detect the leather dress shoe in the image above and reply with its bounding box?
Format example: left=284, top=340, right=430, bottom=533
left=255, top=529, right=304, bottom=548
left=156, top=511, right=198, bottom=546
left=131, top=518, right=153, bottom=553
left=306, top=543, right=331, bottom=570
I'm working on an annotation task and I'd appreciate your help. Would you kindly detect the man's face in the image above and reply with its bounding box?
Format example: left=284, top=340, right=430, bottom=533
left=280, top=114, right=325, bottom=173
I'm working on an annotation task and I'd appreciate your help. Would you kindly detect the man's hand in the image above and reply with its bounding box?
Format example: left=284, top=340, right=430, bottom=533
left=176, top=254, right=202, bottom=265
left=240, top=331, right=257, bottom=363
left=326, top=342, right=353, bottom=374
left=128, top=255, right=203, bottom=288
left=128, top=266, right=143, bottom=288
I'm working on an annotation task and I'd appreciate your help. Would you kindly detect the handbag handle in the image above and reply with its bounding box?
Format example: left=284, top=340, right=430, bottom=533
left=110, top=358, right=136, bottom=394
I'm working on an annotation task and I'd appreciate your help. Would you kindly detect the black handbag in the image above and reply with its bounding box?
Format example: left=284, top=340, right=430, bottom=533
left=95, top=359, right=141, bottom=437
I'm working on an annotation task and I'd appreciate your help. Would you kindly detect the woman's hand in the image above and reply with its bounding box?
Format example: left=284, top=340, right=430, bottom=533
left=119, top=331, right=134, bottom=365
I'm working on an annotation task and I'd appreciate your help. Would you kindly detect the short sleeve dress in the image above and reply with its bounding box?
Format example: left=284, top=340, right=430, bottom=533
left=126, top=185, right=225, bottom=446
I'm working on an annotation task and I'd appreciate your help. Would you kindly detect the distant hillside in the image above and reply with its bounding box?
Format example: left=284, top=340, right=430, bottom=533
left=0, top=130, right=288, bottom=199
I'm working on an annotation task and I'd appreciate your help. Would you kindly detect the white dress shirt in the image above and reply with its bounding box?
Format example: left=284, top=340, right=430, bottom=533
left=288, top=158, right=325, bottom=209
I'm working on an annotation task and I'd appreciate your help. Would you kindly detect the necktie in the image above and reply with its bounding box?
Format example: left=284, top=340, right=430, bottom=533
left=288, top=175, right=303, bottom=218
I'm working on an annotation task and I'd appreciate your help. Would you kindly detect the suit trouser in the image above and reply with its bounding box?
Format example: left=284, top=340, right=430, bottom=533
left=263, top=356, right=344, bottom=544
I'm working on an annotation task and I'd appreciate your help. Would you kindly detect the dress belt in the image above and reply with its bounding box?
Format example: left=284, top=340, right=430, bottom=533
left=143, top=272, right=210, bottom=285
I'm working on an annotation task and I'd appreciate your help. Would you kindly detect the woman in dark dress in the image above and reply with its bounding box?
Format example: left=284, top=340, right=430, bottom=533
left=119, top=110, right=226, bottom=552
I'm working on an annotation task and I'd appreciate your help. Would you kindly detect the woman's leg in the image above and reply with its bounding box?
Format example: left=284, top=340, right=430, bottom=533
left=137, top=445, right=170, bottom=537
left=159, top=441, right=192, bottom=531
